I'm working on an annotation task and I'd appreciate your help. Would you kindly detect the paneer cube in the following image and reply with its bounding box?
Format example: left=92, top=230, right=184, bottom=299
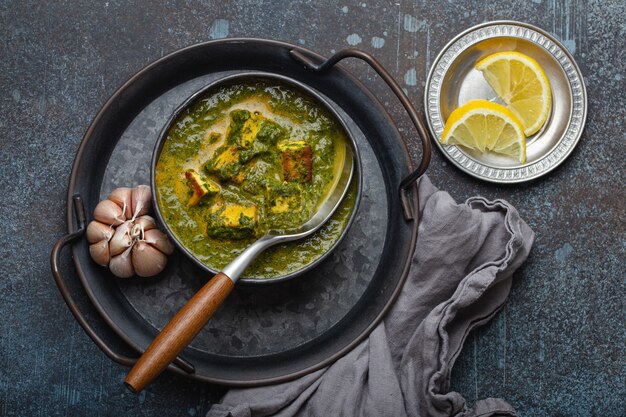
left=278, top=140, right=312, bottom=183
left=227, top=109, right=284, bottom=145
left=225, top=109, right=251, bottom=146
left=207, top=203, right=258, bottom=239
left=204, top=145, right=242, bottom=181
left=266, top=182, right=303, bottom=214
left=240, top=116, right=262, bottom=148
left=238, top=119, right=286, bottom=163
left=185, top=169, right=220, bottom=206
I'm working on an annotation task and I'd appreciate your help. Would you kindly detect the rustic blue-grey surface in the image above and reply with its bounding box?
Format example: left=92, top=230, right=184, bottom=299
left=0, top=1, right=624, bottom=416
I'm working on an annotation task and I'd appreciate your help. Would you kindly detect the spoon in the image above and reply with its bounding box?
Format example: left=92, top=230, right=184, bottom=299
left=125, top=143, right=354, bottom=392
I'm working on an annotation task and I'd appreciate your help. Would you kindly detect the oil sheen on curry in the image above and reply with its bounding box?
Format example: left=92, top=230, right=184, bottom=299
left=155, top=79, right=356, bottom=279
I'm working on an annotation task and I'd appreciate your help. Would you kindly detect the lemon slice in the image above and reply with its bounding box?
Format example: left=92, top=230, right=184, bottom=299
left=441, top=99, right=526, bottom=163
left=476, top=51, right=552, bottom=136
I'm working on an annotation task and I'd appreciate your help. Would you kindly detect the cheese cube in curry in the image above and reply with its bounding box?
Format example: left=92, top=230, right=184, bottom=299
left=204, top=145, right=242, bottom=181
left=185, top=169, right=220, bottom=206
left=240, top=116, right=262, bottom=148
left=207, top=203, right=258, bottom=239
left=278, top=140, right=312, bottom=183
left=225, top=109, right=251, bottom=145
left=239, top=119, right=286, bottom=163
left=266, top=182, right=303, bottom=214
left=226, top=109, right=265, bottom=149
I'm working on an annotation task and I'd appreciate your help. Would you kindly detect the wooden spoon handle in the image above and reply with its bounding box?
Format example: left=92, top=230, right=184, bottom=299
left=124, top=272, right=234, bottom=393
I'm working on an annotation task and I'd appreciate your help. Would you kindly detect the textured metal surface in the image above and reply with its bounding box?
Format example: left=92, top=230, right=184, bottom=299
left=425, top=21, right=587, bottom=183
left=2, top=0, right=625, bottom=416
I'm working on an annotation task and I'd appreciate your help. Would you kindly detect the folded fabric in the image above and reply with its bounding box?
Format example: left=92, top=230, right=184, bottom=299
left=208, top=176, right=534, bottom=417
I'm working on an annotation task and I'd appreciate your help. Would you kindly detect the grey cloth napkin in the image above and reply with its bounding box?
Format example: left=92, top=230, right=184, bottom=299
left=208, top=176, right=534, bottom=417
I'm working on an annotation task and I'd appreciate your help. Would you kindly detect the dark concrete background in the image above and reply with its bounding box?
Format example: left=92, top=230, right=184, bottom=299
left=1, top=0, right=624, bottom=416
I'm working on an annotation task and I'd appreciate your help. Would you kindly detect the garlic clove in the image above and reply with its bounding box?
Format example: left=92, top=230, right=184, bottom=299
left=132, top=240, right=168, bottom=277
left=94, top=199, right=125, bottom=226
left=89, top=240, right=110, bottom=266
left=109, top=220, right=134, bottom=256
left=109, top=187, right=133, bottom=219
left=131, top=185, right=152, bottom=219
left=86, top=220, right=113, bottom=244
left=143, top=229, right=175, bottom=255
left=109, top=246, right=135, bottom=278
left=134, top=215, right=157, bottom=232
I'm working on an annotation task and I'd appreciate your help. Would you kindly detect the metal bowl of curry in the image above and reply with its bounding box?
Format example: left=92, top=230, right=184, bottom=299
left=151, top=72, right=362, bottom=283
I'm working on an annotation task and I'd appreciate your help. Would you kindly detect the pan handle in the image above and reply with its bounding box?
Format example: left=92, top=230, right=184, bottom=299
left=50, top=194, right=195, bottom=375
left=290, top=48, right=432, bottom=221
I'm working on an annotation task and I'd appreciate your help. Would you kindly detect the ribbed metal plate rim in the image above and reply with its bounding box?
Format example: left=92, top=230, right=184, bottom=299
left=424, top=20, right=587, bottom=183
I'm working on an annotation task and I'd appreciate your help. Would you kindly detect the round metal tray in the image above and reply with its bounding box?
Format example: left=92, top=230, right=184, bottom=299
left=52, top=39, right=430, bottom=386
left=425, top=20, right=587, bottom=183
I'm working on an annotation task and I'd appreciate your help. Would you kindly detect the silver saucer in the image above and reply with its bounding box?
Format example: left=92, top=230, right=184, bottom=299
left=424, top=20, right=587, bottom=183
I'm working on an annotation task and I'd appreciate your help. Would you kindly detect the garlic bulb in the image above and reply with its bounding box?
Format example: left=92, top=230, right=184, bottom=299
left=87, top=185, right=174, bottom=278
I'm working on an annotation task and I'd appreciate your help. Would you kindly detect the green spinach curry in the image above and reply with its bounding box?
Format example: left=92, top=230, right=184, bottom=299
left=155, top=79, right=356, bottom=279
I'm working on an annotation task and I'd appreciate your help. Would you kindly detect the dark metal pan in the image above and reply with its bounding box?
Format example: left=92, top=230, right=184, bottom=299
left=50, top=38, right=431, bottom=386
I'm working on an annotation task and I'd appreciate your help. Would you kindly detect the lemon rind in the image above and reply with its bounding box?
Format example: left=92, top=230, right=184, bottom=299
left=441, top=99, right=527, bottom=163
left=475, top=51, right=552, bottom=136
